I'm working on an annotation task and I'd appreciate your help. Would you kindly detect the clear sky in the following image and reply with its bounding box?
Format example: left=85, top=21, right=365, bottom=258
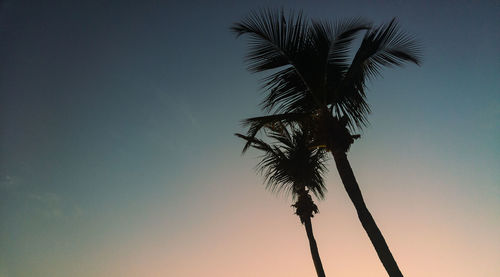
left=0, top=0, right=499, bottom=276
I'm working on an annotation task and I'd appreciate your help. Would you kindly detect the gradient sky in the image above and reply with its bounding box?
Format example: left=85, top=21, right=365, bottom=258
left=1, top=0, right=499, bottom=276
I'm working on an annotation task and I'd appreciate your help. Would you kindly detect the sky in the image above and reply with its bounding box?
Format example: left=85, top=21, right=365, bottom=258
left=0, top=0, right=499, bottom=276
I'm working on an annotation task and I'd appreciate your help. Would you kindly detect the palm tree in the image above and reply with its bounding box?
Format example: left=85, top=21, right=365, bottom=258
left=236, top=126, right=328, bottom=277
left=232, top=9, right=420, bottom=277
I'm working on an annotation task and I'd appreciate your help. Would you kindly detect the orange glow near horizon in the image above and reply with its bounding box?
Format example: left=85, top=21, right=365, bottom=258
left=45, top=162, right=498, bottom=277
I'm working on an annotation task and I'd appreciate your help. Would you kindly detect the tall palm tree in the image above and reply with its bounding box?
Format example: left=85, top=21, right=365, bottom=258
left=232, top=9, right=421, bottom=277
left=236, top=126, right=328, bottom=277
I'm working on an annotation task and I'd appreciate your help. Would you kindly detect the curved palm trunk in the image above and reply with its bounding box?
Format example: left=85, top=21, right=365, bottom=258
left=332, top=151, right=403, bottom=277
left=303, top=217, right=326, bottom=277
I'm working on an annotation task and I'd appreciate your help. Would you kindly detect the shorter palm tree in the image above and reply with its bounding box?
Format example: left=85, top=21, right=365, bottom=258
left=236, top=126, right=328, bottom=277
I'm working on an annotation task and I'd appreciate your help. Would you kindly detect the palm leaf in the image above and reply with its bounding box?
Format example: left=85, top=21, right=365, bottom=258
left=231, top=9, right=325, bottom=112
left=231, top=8, right=309, bottom=73
left=241, top=113, right=309, bottom=147
left=336, top=18, right=421, bottom=128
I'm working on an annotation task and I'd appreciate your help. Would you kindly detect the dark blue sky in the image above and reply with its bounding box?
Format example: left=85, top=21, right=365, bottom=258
left=1, top=1, right=499, bottom=276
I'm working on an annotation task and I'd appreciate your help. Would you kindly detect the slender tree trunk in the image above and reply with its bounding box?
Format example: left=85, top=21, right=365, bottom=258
left=303, top=217, right=326, bottom=277
left=332, top=150, right=403, bottom=277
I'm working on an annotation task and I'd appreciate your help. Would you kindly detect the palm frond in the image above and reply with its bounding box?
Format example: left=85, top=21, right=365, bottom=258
left=310, top=18, right=371, bottom=99
left=332, top=18, right=421, bottom=129
left=325, top=19, right=372, bottom=120
left=231, top=8, right=309, bottom=73
left=327, top=18, right=371, bottom=69
left=260, top=67, right=313, bottom=112
left=241, top=113, right=309, bottom=146
left=348, top=18, right=421, bottom=78
left=235, top=133, right=275, bottom=154
left=232, top=9, right=327, bottom=113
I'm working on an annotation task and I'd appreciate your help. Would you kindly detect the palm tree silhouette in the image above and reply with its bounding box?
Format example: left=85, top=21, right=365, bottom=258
left=232, top=9, right=420, bottom=277
left=236, top=125, right=328, bottom=277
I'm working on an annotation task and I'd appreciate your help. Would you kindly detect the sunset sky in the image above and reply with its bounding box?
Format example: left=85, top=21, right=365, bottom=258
left=1, top=0, right=499, bottom=276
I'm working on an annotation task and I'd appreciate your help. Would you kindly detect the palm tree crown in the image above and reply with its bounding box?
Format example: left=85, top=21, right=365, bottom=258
left=236, top=126, right=328, bottom=204
left=232, top=8, right=420, bottom=137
